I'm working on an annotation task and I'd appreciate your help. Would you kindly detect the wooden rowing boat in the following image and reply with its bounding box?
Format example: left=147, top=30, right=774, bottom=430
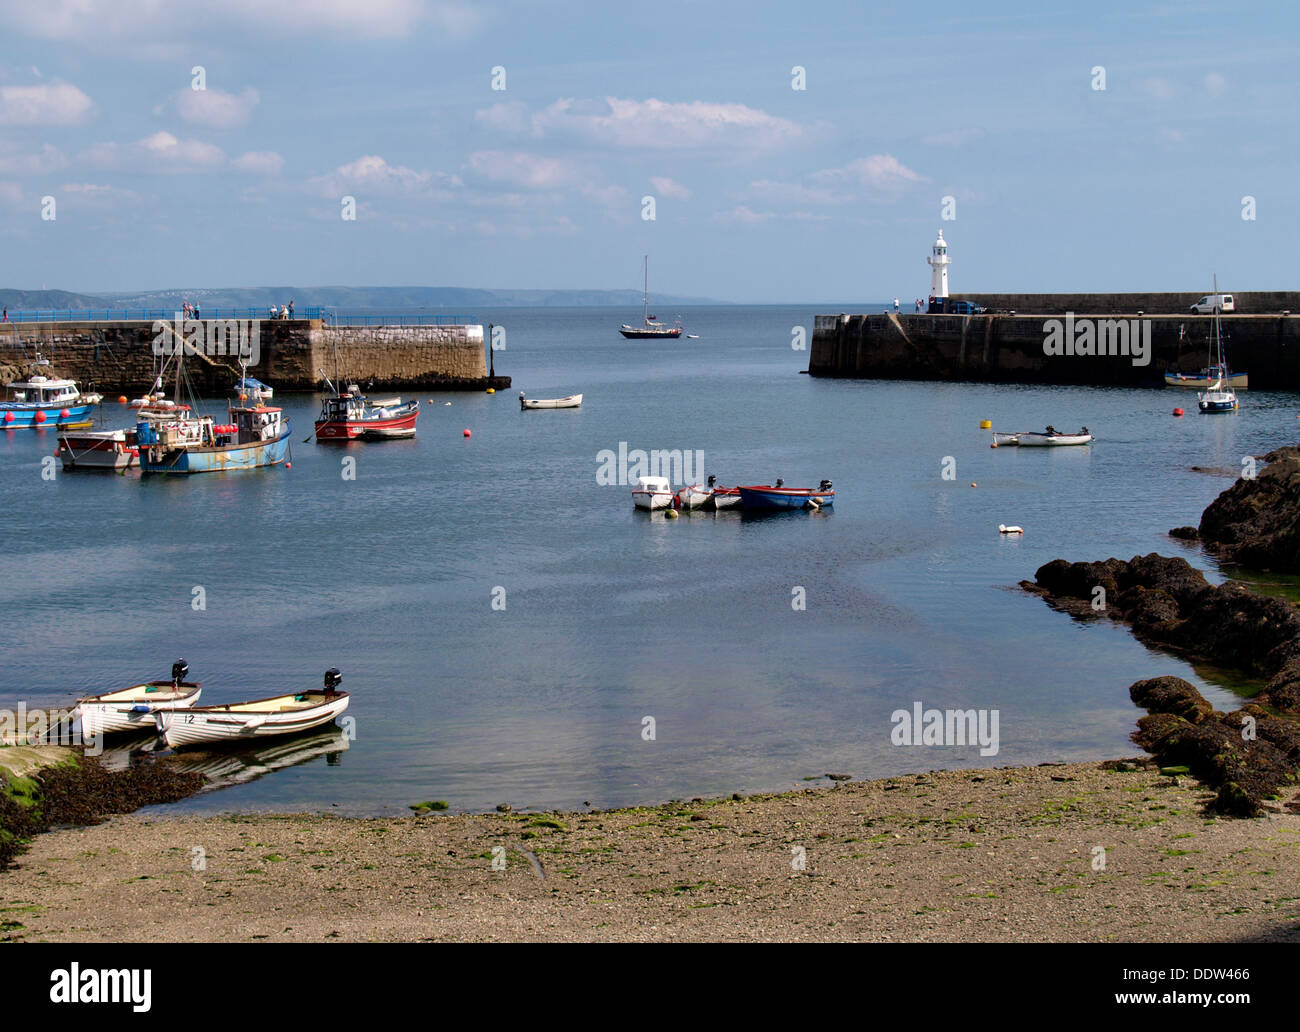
left=156, top=669, right=350, bottom=748
left=76, top=661, right=201, bottom=738
left=520, top=393, right=582, bottom=409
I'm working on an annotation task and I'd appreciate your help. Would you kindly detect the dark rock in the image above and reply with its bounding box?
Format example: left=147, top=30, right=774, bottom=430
left=1169, top=526, right=1200, bottom=540
left=1198, top=445, right=1300, bottom=572
left=1128, top=676, right=1298, bottom=817
left=1130, top=676, right=1214, bottom=723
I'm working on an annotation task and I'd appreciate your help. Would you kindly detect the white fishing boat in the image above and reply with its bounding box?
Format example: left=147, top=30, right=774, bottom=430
left=57, top=428, right=138, bottom=471
left=991, top=432, right=1021, bottom=446
left=632, top=475, right=673, bottom=510
left=675, top=483, right=713, bottom=509
left=705, top=475, right=742, bottom=509
left=233, top=375, right=273, bottom=402
left=519, top=392, right=583, bottom=410
left=75, top=661, right=201, bottom=739
left=156, top=669, right=349, bottom=749
left=1014, top=426, right=1093, bottom=447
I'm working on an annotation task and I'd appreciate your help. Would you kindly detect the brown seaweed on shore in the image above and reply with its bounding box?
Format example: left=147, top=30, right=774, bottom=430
left=0, top=753, right=204, bottom=870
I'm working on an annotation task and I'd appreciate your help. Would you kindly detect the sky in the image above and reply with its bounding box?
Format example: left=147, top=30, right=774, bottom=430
left=0, top=0, right=1295, bottom=303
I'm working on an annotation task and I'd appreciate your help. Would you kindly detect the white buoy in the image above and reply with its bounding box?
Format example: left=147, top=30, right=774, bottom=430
left=998, top=524, right=1024, bottom=534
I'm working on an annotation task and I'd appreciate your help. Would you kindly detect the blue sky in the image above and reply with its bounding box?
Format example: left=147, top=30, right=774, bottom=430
left=0, top=0, right=1294, bottom=302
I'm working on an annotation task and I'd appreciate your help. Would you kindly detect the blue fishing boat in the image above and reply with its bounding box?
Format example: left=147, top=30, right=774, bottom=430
left=737, top=479, right=835, bottom=510
left=1, top=375, right=101, bottom=429
left=136, top=404, right=291, bottom=474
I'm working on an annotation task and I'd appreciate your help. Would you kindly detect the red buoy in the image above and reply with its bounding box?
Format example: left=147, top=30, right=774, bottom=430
left=59, top=408, right=71, bottom=419
left=34, top=410, right=45, bottom=423
left=3, top=411, right=13, bottom=423
left=463, top=428, right=471, bottom=437
left=1173, top=407, right=1184, bottom=417
left=285, top=462, right=292, bottom=469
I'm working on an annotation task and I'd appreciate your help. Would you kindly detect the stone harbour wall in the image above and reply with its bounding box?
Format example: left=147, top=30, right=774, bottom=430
left=0, top=319, right=501, bottom=394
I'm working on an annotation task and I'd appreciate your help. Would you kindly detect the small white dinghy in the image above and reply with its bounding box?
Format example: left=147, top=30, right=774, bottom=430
left=520, top=392, right=582, bottom=410
left=76, top=660, right=201, bottom=739
left=1014, top=426, right=1093, bottom=447
left=991, top=432, right=1021, bottom=446
left=675, top=482, right=714, bottom=509
left=156, top=668, right=350, bottom=749
left=632, top=475, right=674, bottom=510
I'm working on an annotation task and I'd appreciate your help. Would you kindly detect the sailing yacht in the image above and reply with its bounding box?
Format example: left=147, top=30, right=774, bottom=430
left=619, top=255, right=683, bottom=339
left=1197, top=276, right=1239, bottom=413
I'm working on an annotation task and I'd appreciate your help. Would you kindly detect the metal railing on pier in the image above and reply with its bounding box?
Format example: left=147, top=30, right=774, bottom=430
left=0, top=308, right=475, bottom=327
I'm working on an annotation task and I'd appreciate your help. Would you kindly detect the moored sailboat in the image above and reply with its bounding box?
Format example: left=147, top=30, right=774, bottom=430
left=619, top=256, right=683, bottom=339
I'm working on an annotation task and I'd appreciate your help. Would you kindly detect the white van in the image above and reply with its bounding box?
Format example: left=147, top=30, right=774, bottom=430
left=1190, top=293, right=1234, bottom=313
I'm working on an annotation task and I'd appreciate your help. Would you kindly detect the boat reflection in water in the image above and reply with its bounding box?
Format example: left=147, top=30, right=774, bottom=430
left=97, top=726, right=348, bottom=794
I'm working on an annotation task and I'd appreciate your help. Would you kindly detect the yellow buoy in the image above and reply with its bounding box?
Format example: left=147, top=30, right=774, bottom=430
left=664, top=508, right=678, bottom=519
left=486, top=388, right=495, bottom=394
left=979, top=419, right=992, bottom=429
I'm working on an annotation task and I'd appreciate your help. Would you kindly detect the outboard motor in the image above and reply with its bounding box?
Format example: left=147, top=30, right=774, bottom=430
left=707, top=474, right=716, bottom=488
left=819, top=479, right=833, bottom=492
left=171, top=659, right=189, bottom=687
left=324, top=668, right=343, bottom=693
left=775, top=477, right=785, bottom=489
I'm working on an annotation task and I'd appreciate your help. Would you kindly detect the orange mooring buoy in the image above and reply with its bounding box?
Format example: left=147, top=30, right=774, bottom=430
left=1173, top=407, right=1185, bottom=417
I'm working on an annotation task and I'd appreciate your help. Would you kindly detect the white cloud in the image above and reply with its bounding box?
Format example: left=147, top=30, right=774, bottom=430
left=744, top=178, right=845, bottom=206
left=232, top=150, right=284, bottom=175
left=477, top=96, right=803, bottom=151
left=58, top=182, right=144, bottom=207
left=0, top=143, right=67, bottom=174
left=811, top=154, right=924, bottom=191
left=1142, top=77, right=1175, bottom=101
left=309, top=154, right=453, bottom=197
left=712, top=205, right=773, bottom=225
left=465, top=150, right=585, bottom=190
left=0, top=0, right=480, bottom=42
left=0, top=81, right=92, bottom=125
left=82, top=131, right=226, bottom=173
left=175, top=86, right=259, bottom=129
left=1205, top=72, right=1226, bottom=96
left=0, top=180, right=22, bottom=206
left=650, top=176, right=690, bottom=200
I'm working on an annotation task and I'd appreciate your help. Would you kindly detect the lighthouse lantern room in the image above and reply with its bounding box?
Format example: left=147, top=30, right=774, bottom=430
left=927, top=230, right=950, bottom=298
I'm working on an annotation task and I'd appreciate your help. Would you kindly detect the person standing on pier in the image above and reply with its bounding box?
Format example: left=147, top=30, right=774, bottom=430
left=288, top=299, right=294, bottom=319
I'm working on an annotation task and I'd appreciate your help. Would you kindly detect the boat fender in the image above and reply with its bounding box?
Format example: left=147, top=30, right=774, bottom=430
left=130, top=704, right=151, bottom=713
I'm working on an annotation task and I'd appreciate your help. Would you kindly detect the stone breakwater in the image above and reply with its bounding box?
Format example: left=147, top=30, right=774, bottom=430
left=0, top=319, right=507, bottom=394
left=810, top=306, right=1300, bottom=388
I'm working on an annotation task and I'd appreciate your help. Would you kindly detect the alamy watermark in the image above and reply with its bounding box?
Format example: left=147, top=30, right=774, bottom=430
left=0, top=703, right=102, bottom=756
left=1042, top=312, right=1150, bottom=367
left=152, top=313, right=261, bottom=366
left=890, top=701, right=1000, bottom=756
left=596, top=442, right=706, bottom=485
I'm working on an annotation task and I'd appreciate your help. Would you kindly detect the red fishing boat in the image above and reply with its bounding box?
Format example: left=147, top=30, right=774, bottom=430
left=314, top=391, right=419, bottom=441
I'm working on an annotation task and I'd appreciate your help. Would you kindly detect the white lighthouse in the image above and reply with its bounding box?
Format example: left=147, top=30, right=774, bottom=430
left=927, top=229, right=950, bottom=298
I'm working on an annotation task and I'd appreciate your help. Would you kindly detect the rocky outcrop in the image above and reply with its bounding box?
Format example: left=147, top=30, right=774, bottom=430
left=1023, top=553, right=1300, bottom=686
left=1128, top=676, right=1300, bottom=816
left=1196, top=444, right=1300, bottom=573
left=1025, top=554, right=1300, bottom=814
